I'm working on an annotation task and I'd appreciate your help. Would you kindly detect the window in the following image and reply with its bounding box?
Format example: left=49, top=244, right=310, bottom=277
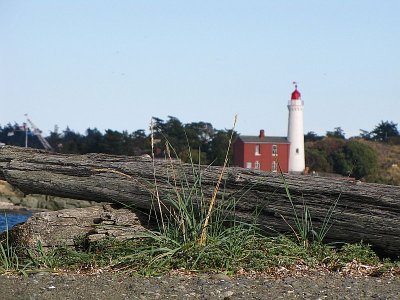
left=255, top=161, right=260, bottom=170
left=296, top=148, right=299, bottom=154
left=255, top=144, right=261, bottom=155
left=272, top=145, right=278, bottom=156
left=246, top=162, right=252, bottom=169
left=272, top=161, right=277, bottom=172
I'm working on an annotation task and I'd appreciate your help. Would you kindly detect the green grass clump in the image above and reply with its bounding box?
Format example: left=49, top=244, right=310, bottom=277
left=0, top=216, right=26, bottom=274
left=338, top=242, right=380, bottom=265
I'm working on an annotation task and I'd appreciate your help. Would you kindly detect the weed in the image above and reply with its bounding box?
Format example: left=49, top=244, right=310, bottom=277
left=0, top=214, right=26, bottom=274
left=26, top=240, right=59, bottom=270
left=109, top=115, right=274, bottom=275
left=278, top=163, right=341, bottom=248
left=339, top=242, right=380, bottom=265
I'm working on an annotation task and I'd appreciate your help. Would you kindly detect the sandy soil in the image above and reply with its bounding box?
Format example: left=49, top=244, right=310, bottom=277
left=0, top=272, right=399, bottom=300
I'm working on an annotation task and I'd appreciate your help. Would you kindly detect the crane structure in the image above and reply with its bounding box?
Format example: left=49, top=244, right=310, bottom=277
left=24, top=114, right=53, bottom=151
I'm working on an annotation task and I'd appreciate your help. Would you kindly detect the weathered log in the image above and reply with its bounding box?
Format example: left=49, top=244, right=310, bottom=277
left=1, top=145, right=400, bottom=256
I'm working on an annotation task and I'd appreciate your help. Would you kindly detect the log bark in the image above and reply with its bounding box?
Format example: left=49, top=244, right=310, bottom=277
left=1, top=145, right=400, bottom=256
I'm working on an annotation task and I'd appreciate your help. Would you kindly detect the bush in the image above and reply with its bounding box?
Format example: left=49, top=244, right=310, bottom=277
left=305, top=148, right=332, bottom=172
left=306, top=138, right=378, bottom=179
left=343, top=141, right=377, bottom=179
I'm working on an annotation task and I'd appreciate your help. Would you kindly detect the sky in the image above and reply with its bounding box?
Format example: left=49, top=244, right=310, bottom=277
left=0, top=0, right=399, bottom=138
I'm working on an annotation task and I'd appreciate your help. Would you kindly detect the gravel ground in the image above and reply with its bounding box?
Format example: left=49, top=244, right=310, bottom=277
left=1, top=272, right=399, bottom=300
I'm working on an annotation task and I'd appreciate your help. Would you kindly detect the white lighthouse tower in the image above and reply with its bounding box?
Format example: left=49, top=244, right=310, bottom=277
left=287, top=82, right=305, bottom=174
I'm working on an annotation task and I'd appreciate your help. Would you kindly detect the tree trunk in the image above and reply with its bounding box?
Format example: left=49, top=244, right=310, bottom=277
left=1, top=145, right=400, bottom=256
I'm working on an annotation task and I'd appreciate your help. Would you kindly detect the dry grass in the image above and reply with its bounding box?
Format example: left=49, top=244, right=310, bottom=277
left=358, top=140, right=400, bottom=185
left=0, top=181, right=22, bottom=197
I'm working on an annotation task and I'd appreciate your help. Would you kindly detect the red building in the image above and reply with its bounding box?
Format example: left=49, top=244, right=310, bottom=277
left=233, top=129, right=290, bottom=172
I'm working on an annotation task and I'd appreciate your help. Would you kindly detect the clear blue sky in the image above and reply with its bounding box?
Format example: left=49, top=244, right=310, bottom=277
left=1, top=1, right=399, bottom=138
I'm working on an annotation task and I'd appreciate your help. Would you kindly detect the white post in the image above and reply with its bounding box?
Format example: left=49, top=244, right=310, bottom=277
left=24, top=124, right=28, bottom=148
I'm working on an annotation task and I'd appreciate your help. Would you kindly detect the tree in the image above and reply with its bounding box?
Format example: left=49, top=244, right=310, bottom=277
left=305, top=148, right=332, bottom=172
left=101, top=130, right=125, bottom=155
left=359, top=129, right=372, bottom=140
left=330, top=150, right=353, bottom=176
left=343, top=141, right=377, bottom=179
left=0, top=123, right=19, bottom=146
left=184, top=122, right=213, bottom=151
left=208, top=129, right=237, bottom=166
left=60, top=127, right=83, bottom=154
left=149, top=117, right=217, bottom=163
left=305, top=138, right=377, bottom=179
left=304, top=131, right=323, bottom=142
left=128, top=129, right=150, bottom=156
left=150, top=116, right=187, bottom=158
left=326, top=127, right=345, bottom=139
left=370, top=121, right=399, bottom=142
left=47, top=128, right=63, bottom=152
left=82, top=128, right=104, bottom=153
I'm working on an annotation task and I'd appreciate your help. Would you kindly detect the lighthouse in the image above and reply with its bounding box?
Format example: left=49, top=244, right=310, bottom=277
left=287, top=82, right=305, bottom=173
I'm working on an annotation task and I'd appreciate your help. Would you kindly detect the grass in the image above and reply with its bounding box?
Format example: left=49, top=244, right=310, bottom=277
left=0, top=215, right=26, bottom=274
left=278, top=162, right=342, bottom=248
left=1, top=210, right=398, bottom=276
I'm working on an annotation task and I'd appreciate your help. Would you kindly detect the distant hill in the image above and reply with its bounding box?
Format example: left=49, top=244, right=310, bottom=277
left=305, top=138, right=400, bottom=186
left=360, top=140, right=400, bottom=186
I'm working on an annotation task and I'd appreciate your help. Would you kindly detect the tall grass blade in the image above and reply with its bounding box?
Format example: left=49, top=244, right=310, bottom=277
left=199, top=114, right=237, bottom=246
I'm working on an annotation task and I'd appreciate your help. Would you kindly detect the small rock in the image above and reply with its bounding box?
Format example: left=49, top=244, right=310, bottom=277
left=87, top=233, right=107, bottom=242
left=210, top=273, right=231, bottom=282
left=222, top=290, right=234, bottom=299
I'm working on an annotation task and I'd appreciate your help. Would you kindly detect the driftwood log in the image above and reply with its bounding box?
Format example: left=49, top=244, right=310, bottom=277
left=1, top=145, right=400, bottom=256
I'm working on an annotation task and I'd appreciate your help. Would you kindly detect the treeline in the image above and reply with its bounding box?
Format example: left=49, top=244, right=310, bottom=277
left=0, top=116, right=236, bottom=165
left=305, top=121, right=400, bottom=144
left=0, top=118, right=399, bottom=183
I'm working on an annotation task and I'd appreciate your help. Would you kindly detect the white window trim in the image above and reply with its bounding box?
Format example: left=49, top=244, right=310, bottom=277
left=255, top=144, right=261, bottom=156
left=272, top=144, right=278, bottom=156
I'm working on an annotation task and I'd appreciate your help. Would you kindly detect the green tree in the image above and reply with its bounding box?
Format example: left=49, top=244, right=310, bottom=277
left=180, top=148, right=208, bottom=165
left=184, top=122, right=213, bottom=151
left=370, top=121, right=399, bottom=142
left=60, top=127, right=82, bottom=154
left=343, top=141, right=377, bottom=179
left=128, top=129, right=150, bottom=155
left=304, top=131, right=323, bottom=142
left=326, top=127, right=345, bottom=139
left=208, top=129, right=237, bottom=166
left=82, top=128, right=104, bottom=153
left=306, top=138, right=377, bottom=179
left=183, top=122, right=214, bottom=164
left=0, top=123, right=20, bottom=146
left=47, top=128, right=63, bottom=152
left=305, top=148, right=332, bottom=172
left=151, top=116, right=187, bottom=158
left=359, top=129, right=372, bottom=140
left=330, top=150, right=353, bottom=176
left=101, top=129, right=125, bottom=155
left=150, top=117, right=216, bottom=163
